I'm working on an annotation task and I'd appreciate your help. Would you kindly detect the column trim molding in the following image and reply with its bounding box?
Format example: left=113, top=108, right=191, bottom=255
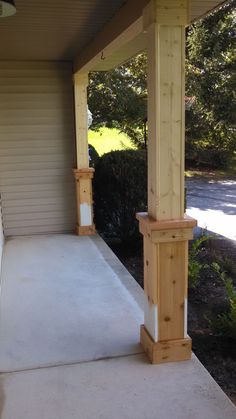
left=140, top=325, right=192, bottom=364
left=137, top=213, right=197, bottom=232
left=143, top=0, right=190, bottom=29
left=74, top=168, right=95, bottom=180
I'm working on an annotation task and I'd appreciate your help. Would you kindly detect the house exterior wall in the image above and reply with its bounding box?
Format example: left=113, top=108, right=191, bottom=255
left=0, top=61, right=76, bottom=236
left=0, top=198, right=4, bottom=273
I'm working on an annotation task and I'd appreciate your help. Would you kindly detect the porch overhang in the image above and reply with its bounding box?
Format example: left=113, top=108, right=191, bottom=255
left=0, top=0, right=230, bottom=71
left=74, top=0, right=230, bottom=72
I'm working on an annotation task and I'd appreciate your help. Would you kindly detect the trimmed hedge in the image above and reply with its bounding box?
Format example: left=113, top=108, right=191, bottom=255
left=94, top=149, right=147, bottom=243
left=88, top=144, right=99, bottom=168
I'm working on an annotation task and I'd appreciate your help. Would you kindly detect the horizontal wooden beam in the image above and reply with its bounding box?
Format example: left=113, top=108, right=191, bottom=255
left=73, top=0, right=227, bottom=73
left=73, top=0, right=149, bottom=73
left=89, top=23, right=147, bottom=72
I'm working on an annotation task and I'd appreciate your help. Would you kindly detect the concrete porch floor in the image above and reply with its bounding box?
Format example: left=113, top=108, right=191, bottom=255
left=0, top=234, right=235, bottom=419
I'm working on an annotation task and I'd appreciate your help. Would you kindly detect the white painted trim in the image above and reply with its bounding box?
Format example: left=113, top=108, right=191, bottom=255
left=184, top=297, right=188, bottom=338
left=144, top=295, right=158, bottom=342
left=0, top=200, right=4, bottom=277
left=80, top=203, right=92, bottom=226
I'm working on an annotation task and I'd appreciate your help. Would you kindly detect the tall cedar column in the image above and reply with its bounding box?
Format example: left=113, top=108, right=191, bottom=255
left=137, top=0, right=197, bottom=364
left=73, top=73, right=95, bottom=236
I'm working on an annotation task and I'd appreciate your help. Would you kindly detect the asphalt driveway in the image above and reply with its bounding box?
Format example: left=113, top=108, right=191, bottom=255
left=186, top=177, right=236, bottom=241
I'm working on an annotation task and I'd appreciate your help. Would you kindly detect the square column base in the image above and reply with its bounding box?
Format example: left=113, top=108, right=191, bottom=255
left=76, top=224, right=96, bottom=236
left=74, top=168, right=96, bottom=236
left=140, top=325, right=192, bottom=364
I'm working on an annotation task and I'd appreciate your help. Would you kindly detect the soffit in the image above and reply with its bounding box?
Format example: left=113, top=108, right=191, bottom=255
left=191, top=0, right=229, bottom=21
left=0, top=0, right=228, bottom=63
left=0, top=0, right=126, bottom=61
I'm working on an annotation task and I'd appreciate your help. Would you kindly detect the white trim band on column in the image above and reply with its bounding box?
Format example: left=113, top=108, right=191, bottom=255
left=144, top=294, right=158, bottom=342
left=80, top=203, right=92, bottom=226
left=184, top=297, right=188, bottom=339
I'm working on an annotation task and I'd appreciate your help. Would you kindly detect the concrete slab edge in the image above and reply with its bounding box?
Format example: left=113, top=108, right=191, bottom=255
left=91, top=235, right=144, bottom=311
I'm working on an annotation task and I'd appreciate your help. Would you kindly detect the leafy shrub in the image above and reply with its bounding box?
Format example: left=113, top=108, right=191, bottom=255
left=88, top=144, right=99, bottom=167
left=189, top=234, right=236, bottom=340
left=94, top=149, right=147, bottom=243
left=210, top=278, right=236, bottom=341
left=188, top=234, right=210, bottom=288
left=185, top=138, right=234, bottom=169
left=188, top=234, right=231, bottom=289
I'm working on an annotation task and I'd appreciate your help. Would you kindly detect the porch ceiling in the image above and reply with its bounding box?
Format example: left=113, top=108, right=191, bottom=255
left=0, top=0, right=126, bottom=61
left=0, top=0, right=229, bottom=66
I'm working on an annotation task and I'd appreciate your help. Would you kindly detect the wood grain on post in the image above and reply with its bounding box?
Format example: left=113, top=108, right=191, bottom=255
left=138, top=0, right=197, bottom=364
left=73, top=74, right=95, bottom=235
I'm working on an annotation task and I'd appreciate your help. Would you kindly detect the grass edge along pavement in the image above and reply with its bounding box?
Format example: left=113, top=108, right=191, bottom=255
left=88, top=127, right=136, bottom=156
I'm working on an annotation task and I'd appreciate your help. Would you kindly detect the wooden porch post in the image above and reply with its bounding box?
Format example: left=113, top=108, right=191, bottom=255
left=137, top=0, right=197, bottom=364
left=73, top=73, right=95, bottom=236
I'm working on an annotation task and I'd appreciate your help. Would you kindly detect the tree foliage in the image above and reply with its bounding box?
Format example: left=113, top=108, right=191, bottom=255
left=186, top=0, right=236, bottom=168
left=89, top=2, right=236, bottom=167
left=88, top=54, right=147, bottom=148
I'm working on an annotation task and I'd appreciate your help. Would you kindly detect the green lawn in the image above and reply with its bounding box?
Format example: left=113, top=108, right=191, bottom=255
left=88, top=127, right=136, bottom=156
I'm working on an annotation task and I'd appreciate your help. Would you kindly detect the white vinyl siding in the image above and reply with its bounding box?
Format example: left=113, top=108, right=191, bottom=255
left=0, top=62, right=76, bottom=236
left=0, top=198, right=4, bottom=273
